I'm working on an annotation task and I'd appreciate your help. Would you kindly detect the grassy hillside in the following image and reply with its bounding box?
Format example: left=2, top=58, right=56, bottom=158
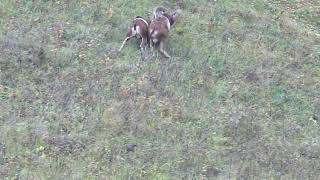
left=1, top=0, right=320, bottom=179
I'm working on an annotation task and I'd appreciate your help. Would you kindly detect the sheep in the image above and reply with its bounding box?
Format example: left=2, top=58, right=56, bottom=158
left=149, top=7, right=181, bottom=58
left=118, top=16, right=151, bottom=59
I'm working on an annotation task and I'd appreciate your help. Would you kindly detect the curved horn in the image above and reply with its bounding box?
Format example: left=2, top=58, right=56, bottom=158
left=153, top=6, right=167, bottom=18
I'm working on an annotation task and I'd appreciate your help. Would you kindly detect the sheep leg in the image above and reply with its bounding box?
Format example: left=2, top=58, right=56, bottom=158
left=140, top=37, right=148, bottom=59
left=158, top=41, right=171, bottom=58
left=118, top=35, right=135, bottom=52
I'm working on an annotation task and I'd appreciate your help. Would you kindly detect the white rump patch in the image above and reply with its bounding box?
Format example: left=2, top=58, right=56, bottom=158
left=131, top=27, right=136, bottom=36
left=132, top=26, right=141, bottom=36
left=152, top=38, right=159, bottom=43
left=136, top=26, right=141, bottom=35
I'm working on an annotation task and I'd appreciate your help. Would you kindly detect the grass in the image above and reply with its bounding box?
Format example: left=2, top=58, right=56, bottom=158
left=1, top=0, right=320, bottom=179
